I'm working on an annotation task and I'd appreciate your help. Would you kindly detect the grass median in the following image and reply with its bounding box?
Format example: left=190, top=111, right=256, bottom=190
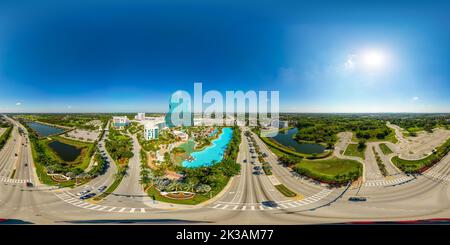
left=379, top=143, right=393, bottom=155
left=343, top=143, right=365, bottom=159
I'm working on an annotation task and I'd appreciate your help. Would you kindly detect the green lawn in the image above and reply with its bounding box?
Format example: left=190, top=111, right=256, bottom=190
left=343, top=143, right=366, bottom=159
left=379, top=143, right=393, bottom=155
left=294, top=158, right=362, bottom=184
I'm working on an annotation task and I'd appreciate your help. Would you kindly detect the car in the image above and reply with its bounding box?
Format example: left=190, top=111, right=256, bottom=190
left=252, top=171, right=262, bottom=175
left=251, top=155, right=257, bottom=158
left=14, top=153, right=18, bottom=157
left=243, top=159, right=247, bottom=163
left=25, top=182, right=33, bottom=187
left=80, top=193, right=96, bottom=200
left=251, top=161, right=255, bottom=164
left=97, top=186, right=107, bottom=192
left=348, top=197, right=367, bottom=202
left=261, top=200, right=278, bottom=208
left=24, top=163, right=28, bottom=167
left=76, top=189, right=91, bottom=196
left=262, top=153, right=267, bottom=157
left=253, top=166, right=261, bottom=171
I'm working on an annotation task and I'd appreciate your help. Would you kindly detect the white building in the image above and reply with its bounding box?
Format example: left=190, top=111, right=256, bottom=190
left=144, top=122, right=159, bottom=140
left=173, top=130, right=189, bottom=141
left=135, top=112, right=146, bottom=121
left=112, top=116, right=130, bottom=128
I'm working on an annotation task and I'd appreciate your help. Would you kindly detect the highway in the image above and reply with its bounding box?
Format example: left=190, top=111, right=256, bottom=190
left=0, top=118, right=449, bottom=224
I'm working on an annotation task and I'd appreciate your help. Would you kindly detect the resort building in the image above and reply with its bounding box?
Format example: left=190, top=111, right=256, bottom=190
left=112, top=116, right=130, bottom=129
left=173, top=130, right=189, bottom=141
left=144, top=122, right=159, bottom=140
left=135, top=112, right=146, bottom=121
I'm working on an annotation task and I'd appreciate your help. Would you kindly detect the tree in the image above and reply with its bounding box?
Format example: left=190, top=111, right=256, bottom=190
left=358, top=139, right=366, bottom=150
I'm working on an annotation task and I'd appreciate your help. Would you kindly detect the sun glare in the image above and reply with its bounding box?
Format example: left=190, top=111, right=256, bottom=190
left=363, top=50, right=385, bottom=68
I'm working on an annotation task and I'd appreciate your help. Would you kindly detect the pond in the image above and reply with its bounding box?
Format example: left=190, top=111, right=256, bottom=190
left=269, top=128, right=325, bottom=154
left=182, top=127, right=233, bottom=168
left=48, top=141, right=81, bottom=162
left=27, top=122, right=64, bottom=137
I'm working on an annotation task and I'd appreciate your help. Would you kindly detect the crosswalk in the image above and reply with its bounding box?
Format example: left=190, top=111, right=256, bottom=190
left=0, top=176, right=32, bottom=184
left=364, top=175, right=414, bottom=187
left=210, top=189, right=333, bottom=211
left=423, top=170, right=450, bottom=182
left=55, top=192, right=150, bottom=213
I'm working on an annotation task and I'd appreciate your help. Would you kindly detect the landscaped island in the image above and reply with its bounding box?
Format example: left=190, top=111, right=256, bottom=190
left=392, top=137, right=450, bottom=173
left=294, top=158, right=362, bottom=185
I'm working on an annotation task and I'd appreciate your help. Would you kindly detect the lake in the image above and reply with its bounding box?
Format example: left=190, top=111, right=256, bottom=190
left=182, top=127, right=233, bottom=168
left=269, top=128, right=325, bottom=154
left=48, top=141, right=81, bottom=162
left=27, top=122, right=64, bottom=137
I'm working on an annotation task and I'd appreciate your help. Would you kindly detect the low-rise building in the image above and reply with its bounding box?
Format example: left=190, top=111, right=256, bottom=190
left=173, top=130, right=189, bottom=141
left=112, top=116, right=130, bottom=129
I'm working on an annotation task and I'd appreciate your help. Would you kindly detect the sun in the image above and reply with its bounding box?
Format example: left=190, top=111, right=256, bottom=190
left=363, top=50, right=385, bottom=68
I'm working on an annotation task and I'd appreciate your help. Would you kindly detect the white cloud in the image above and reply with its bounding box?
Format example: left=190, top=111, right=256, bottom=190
left=15, top=102, right=22, bottom=106
left=344, top=54, right=356, bottom=70
left=412, top=96, right=419, bottom=101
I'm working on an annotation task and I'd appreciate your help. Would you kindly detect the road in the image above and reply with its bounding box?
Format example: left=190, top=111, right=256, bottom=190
left=0, top=120, right=449, bottom=224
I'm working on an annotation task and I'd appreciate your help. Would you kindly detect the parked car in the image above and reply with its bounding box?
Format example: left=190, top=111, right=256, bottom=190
left=97, top=186, right=107, bottom=192
left=253, top=166, right=261, bottom=171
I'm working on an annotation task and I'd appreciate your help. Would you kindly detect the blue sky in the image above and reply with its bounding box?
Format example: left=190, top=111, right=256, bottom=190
left=0, top=0, right=449, bottom=113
